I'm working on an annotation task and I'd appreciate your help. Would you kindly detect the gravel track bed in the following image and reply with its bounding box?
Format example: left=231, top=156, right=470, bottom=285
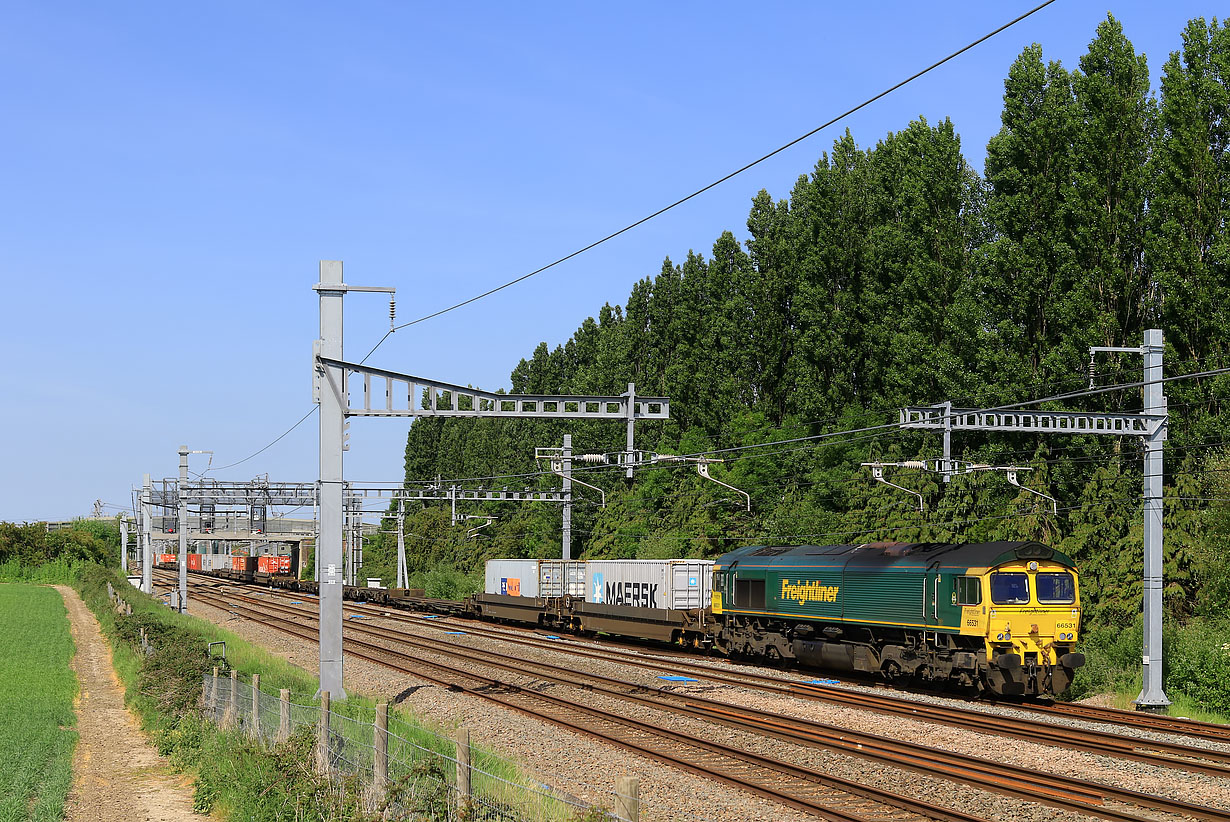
left=177, top=580, right=1230, bottom=821
left=180, top=592, right=817, bottom=822
left=346, top=611, right=1230, bottom=814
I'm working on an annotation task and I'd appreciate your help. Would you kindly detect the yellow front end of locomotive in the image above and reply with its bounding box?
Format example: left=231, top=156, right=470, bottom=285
left=982, top=559, right=1082, bottom=671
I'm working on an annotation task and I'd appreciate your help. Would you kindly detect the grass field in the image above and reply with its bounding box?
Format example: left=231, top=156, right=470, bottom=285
left=0, top=585, right=78, bottom=822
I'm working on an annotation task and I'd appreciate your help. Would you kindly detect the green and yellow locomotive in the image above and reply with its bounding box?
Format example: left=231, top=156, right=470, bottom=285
left=711, top=541, right=1085, bottom=696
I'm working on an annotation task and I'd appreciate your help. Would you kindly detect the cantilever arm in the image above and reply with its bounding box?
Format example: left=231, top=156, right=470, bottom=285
left=697, top=462, right=751, bottom=512
left=544, top=460, right=606, bottom=508
left=1005, top=469, right=1058, bottom=514
left=862, top=463, right=925, bottom=511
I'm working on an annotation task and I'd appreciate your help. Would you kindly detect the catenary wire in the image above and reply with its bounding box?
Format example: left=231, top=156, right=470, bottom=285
left=357, top=0, right=1060, bottom=364
left=204, top=407, right=318, bottom=474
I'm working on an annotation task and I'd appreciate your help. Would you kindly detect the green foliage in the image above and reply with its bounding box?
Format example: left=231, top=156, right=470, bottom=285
left=386, top=14, right=1230, bottom=708
left=0, top=519, right=119, bottom=570
left=1164, top=618, right=1230, bottom=714
left=407, top=565, right=481, bottom=599
left=0, top=557, right=92, bottom=584
left=1071, top=616, right=1230, bottom=718
left=75, top=565, right=569, bottom=820
left=0, top=585, right=78, bottom=822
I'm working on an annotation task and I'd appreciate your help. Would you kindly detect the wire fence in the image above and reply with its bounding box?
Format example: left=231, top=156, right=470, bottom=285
left=201, top=671, right=624, bottom=821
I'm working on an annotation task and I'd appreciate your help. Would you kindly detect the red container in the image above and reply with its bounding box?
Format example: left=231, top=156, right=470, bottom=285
left=256, top=555, right=293, bottom=575
left=187, top=554, right=203, bottom=571
left=231, top=556, right=257, bottom=573
left=158, top=553, right=177, bottom=565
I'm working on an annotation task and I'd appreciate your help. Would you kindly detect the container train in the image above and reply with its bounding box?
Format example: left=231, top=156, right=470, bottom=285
left=159, top=540, right=1084, bottom=697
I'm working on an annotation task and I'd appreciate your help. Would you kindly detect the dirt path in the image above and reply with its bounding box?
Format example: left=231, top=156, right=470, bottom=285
left=55, top=585, right=205, bottom=821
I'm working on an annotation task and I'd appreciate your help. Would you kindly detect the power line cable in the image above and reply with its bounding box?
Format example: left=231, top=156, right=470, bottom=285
left=358, top=0, right=1060, bottom=364
left=205, top=407, right=319, bottom=474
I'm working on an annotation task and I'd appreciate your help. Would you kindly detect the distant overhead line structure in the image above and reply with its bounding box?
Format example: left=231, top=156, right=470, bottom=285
left=313, top=260, right=670, bottom=700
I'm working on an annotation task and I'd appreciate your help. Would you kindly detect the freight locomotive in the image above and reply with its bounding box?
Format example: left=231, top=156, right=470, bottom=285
left=162, top=539, right=1084, bottom=697
left=710, top=540, right=1084, bottom=696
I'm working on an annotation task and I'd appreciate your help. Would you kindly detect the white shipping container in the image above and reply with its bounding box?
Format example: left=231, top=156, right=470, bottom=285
left=539, top=561, right=586, bottom=597
left=484, top=559, right=542, bottom=597
left=202, top=553, right=232, bottom=572
left=585, top=560, right=713, bottom=610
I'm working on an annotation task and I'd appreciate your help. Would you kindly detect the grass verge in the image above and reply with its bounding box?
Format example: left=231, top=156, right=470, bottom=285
left=0, top=584, right=78, bottom=822
left=76, top=565, right=598, bottom=820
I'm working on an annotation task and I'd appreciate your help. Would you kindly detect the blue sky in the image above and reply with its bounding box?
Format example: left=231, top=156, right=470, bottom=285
left=0, top=1, right=1219, bottom=521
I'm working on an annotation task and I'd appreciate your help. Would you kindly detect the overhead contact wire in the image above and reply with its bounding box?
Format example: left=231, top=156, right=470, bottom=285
left=359, top=0, right=1060, bottom=363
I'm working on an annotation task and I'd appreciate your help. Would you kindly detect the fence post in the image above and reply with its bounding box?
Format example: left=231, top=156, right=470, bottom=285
left=279, top=689, right=290, bottom=743
left=455, top=726, right=471, bottom=800
left=373, top=702, right=388, bottom=799
left=226, top=669, right=238, bottom=728
left=317, top=691, right=330, bottom=775
left=615, top=776, right=640, bottom=822
left=251, top=673, right=261, bottom=741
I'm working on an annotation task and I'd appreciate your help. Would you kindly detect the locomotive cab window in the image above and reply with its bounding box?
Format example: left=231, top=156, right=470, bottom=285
left=990, top=572, right=1030, bottom=605
left=735, top=577, right=765, bottom=610
left=954, top=576, right=981, bottom=606
left=1036, top=572, right=1075, bottom=604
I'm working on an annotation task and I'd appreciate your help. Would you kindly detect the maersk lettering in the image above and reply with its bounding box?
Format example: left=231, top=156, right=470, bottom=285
left=605, top=581, right=660, bottom=608
left=781, top=579, right=839, bottom=605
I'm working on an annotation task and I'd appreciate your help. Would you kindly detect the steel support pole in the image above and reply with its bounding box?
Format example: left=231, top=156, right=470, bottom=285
left=178, top=446, right=189, bottom=612
left=562, top=434, right=572, bottom=560
left=396, top=511, right=407, bottom=589
left=119, top=514, right=129, bottom=573
left=940, top=400, right=953, bottom=483
left=1137, top=328, right=1170, bottom=710
left=625, top=383, right=636, bottom=479
left=317, top=261, right=346, bottom=699
left=141, top=475, right=153, bottom=594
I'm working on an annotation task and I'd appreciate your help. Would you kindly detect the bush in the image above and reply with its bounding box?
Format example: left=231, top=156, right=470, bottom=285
left=1164, top=618, right=1230, bottom=714
left=408, top=565, right=480, bottom=599
left=1069, top=615, right=1230, bottom=716
left=0, top=557, right=92, bottom=584
left=1067, top=621, right=1144, bottom=700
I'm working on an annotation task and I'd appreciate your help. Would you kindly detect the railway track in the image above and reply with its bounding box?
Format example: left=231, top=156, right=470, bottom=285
left=161, top=572, right=1230, bottom=822
left=177, top=584, right=982, bottom=822
left=1009, top=699, right=1230, bottom=745
left=167, top=571, right=1230, bottom=776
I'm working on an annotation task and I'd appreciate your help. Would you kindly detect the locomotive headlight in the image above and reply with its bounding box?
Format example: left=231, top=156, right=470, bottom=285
left=1071, top=608, right=1079, bottom=617
left=1028, top=561, right=1038, bottom=571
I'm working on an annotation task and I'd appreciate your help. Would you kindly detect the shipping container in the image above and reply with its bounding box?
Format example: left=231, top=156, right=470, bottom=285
left=584, top=560, right=713, bottom=610
left=231, top=556, right=257, bottom=573
left=201, top=553, right=231, bottom=572
left=187, top=553, right=203, bottom=571
left=254, top=555, right=292, bottom=575
left=538, top=560, right=585, bottom=597
left=158, top=553, right=177, bottom=565
left=484, top=559, right=542, bottom=597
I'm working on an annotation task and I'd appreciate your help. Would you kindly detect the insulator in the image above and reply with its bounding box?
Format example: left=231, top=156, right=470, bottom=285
left=389, top=297, right=396, bottom=330
left=578, top=454, right=608, bottom=464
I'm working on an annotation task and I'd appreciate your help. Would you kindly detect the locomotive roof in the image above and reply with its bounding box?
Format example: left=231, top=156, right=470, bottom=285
left=716, top=541, right=1075, bottom=570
